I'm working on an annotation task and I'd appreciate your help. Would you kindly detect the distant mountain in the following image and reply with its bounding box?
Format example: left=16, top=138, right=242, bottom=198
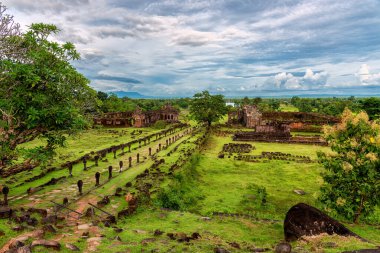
left=112, top=91, right=151, bottom=99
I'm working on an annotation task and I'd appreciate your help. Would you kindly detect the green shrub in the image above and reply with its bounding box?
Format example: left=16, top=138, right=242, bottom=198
left=152, top=120, right=168, bottom=130
left=155, top=154, right=204, bottom=211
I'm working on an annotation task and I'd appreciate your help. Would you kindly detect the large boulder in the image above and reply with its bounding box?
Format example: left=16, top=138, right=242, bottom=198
left=284, top=203, right=362, bottom=241
left=31, top=240, right=61, bottom=250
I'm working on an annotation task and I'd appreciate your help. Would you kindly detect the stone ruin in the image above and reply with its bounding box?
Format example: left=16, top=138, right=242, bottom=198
left=234, top=151, right=313, bottom=163
left=93, top=104, right=179, bottom=128
left=222, top=143, right=254, bottom=153
left=228, top=105, right=339, bottom=132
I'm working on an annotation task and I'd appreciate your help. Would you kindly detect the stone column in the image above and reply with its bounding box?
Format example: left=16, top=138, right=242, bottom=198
left=119, top=161, right=123, bottom=173
left=95, top=172, right=100, bottom=186
left=2, top=186, right=9, bottom=206
left=77, top=180, right=83, bottom=195
left=94, top=156, right=99, bottom=166
left=137, top=153, right=140, bottom=163
left=159, top=143, right=161, bottom=151
left=83, top=157, right=87, bottom=171
left=108, top=166, right=113, bottom=179
left=68, top=163, right=73, bottom=177
left=113, top=149, right=117, bottom=159
left=149, top=147, right=152, bottom=156
left=129, top=157, right=132, bottom=168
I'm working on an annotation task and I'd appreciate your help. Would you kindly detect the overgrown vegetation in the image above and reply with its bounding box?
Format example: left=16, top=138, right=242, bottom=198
left=0, top=9, right=97, bottom=168
left=155, top=154, right=204, bottom=211
left=318, top=109, right=380, bottom=223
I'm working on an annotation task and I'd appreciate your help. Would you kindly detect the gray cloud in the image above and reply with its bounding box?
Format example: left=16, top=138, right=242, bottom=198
left=5, top=0, right=380, bottom=96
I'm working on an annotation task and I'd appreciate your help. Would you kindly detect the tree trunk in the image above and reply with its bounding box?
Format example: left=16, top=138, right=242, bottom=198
left=353, top=196, right=365, bottom=223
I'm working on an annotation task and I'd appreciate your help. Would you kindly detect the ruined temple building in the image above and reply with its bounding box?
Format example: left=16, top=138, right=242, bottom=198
left=228, top=105, right=339, bottom=132
left=229, top=105, right=339, bottom=144
left=94, top=104, right=179, bottom=128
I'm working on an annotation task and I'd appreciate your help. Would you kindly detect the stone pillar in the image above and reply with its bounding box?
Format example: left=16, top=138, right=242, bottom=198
left=159, top=143, right=161, bottom=151
left=108, top=166, right=113, bottom=179
left=149, top=147, right=152, bottom=156
left=156, top=148, right=159, bottom=153
left=119, top=161, right=123, bottom=173
left=2, top=186, right=9, bottom=206
left=63, top=197, right=68, bottom=205
left=68, top=163, right=73, bottom=177
left=94, top=156, right=99, bottom=166
left=166, top=139, right=168, bottom=146
left=77, top=180, right=83, bottom=195
left=129, top=157, right=132, bottom=168
left=95, top=172, right=100, bottom=186
left=83, top=157, right=87, bottom=171
left=137, top=153, right=140, bottom=163
left=113, top=149, right=117, bottom=159
left=128, top=144, right=131, bottom=152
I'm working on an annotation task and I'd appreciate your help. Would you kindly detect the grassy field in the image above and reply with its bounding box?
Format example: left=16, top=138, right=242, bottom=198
left=92, top=133, right=378, bottom=253
left=0, top=125, right=379, bottom=252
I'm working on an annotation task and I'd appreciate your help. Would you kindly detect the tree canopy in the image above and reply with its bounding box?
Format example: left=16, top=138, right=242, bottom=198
left=189, top=90, right=227, bottom=126
left=317, top=109, right=380, bottom=223
left=0, top=18, right=97, bottom=167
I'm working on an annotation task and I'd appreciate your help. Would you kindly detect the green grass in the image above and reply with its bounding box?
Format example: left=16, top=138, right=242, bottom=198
left=2, top=126, right=379, bottom=252
left=279, top=104, right=299, bottom=112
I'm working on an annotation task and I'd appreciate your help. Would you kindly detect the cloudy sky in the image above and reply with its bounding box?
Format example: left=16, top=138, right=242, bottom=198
left=4, top=0, right=380, bottom=97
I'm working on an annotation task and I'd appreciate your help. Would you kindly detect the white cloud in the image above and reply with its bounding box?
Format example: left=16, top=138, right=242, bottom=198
left=302, top=68, right=329, bottom=88
left=272, top=69, right=328, bottom=90
left=356, top=64, right=380, bottom=85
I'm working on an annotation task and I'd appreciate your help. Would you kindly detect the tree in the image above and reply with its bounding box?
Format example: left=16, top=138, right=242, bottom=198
left=317, top=109, right=380, bottom=223
left=253, top=97, right=262, bottom=105
left=0, top=21, right=97, bottom=168
left=360, top=97, right=380, bottom=120
left=97, top=91, right=108, bottom=101
left=268, top=99, right=280, bottom=111
left=0, top=3, right=24, bottom=61
left=189, top=90, right=227, bottom=126
left=242, top=96, right=251, bottom=105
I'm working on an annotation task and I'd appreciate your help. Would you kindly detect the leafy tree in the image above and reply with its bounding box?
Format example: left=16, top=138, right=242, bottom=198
left=242, top=96, right=251, bottom=105
left=0, top=21, right=97, bottom=168
left=253, top=97, right=262, bottom=105
left=360, top=97, right=380, bottom=120
left=189, top=90, right=227, bottom=126
left=0, top=3, right=23, bottom=61
left=97, top=91, right=108, bottom=101
left=268, top=99, right=280, bottom=111
left=317, top=109, right=380, bottom=223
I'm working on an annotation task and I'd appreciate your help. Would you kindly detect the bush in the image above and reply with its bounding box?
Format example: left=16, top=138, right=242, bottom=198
left=155, top=154, right=204, bottom=211
left=318, top=109, right=380, bottom=223
left=152, top=120, right=168, bottom=130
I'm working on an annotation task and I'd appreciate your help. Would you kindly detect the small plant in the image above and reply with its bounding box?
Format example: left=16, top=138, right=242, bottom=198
left=152, top=120, right=168, bottom=130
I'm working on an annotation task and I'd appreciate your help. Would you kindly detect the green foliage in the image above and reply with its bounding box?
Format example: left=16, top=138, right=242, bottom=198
left=0, top=21, right=97, bottom=166
left=155, top=154, right=204, bottom=211
left=246, top=184, right=267, bottom=206
left=360, top=97, right=380, bottom=120
left=189, top=90, right=227, bottom=126
left=152, top=120, right=168, bottom=130
left=318, top=109, right=380, bottom=223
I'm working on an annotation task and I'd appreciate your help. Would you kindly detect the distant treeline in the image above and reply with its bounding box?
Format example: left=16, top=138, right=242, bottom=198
left=97, top=91, right=380, bottom=120
left=97, top=91, right=191, bottom=112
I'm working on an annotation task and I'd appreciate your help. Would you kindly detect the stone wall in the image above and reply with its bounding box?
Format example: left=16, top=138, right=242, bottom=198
left=94, top=105, right=179, bottom=128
